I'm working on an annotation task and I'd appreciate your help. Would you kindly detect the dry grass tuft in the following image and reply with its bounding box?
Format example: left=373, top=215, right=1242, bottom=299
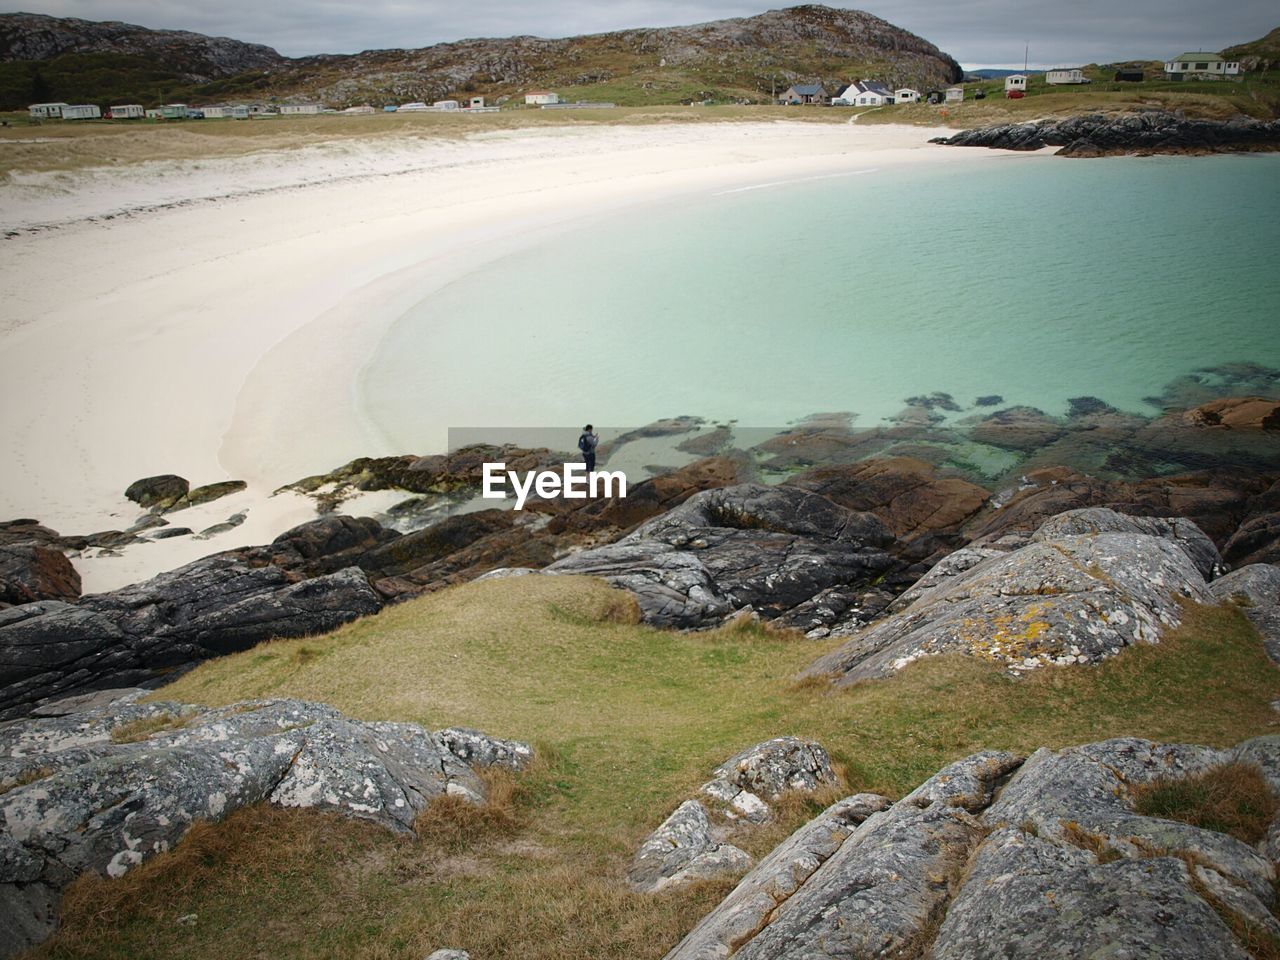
left=1131, top=761, right=1279, bottom=845
left=109, top=712, right=189, bottom=743
left=1059, top=820, right=1125, bottom=864
left=413, top=766, right=527, bottom=852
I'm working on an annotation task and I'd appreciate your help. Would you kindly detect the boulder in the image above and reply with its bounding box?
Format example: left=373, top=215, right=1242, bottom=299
left=803, top=514, right=1214, bottom=684
left=0, top=558, right=381, bottom=720
left=627, top=800, right=752, bottom=894
left=123, top=475, right=189, bottom=511
left=0, top=696, right=532, bottom=957
left=700, top=737, right=837, bottom=823
left=670, top=739, right=1271, bottom=960
left=1032, top=507, right=1223, bottom=579
left=0, top=546, right=80, bottom=605
left=1210, top=564, right=1280, bottom=663
left=183, top=480, right=247, bottom=508
left=1223, top=479, right=1280, bottom=566
left=546, top=484, right=895, bottom=631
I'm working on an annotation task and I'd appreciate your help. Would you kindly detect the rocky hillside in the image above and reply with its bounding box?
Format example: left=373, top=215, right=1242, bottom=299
left=1226, top=26, right=1280, bottom=72
left=0, top=5, right=962, bottom=109
left=0, top=12, right=284, bottom=79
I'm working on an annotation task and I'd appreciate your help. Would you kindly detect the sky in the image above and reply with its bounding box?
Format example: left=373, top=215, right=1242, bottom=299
left=12, top=1, right=1276, bottom=67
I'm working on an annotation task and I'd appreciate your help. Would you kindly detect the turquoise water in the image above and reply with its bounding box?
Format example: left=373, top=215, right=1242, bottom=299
left=359, top=154, right=1280, bottom=450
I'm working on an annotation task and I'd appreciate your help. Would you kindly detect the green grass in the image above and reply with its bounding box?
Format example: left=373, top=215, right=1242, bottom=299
left=28, top=575, right=1280, bottom=960
left=1131, top=761, right=1279, bottom=844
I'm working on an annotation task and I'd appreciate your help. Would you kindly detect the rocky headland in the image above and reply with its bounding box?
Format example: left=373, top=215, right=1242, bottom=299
left=931, top=111, right=1280, bottom=157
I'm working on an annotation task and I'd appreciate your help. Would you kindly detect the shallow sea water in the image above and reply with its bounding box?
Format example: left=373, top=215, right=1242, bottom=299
left=359, top=153, right=1280, bottom=453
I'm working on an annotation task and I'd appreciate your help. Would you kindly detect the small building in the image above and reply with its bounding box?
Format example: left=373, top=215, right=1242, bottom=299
left=894, top=88, right=921, bottom=104
left=200, top=105, right=229, bottom=119
left=780, top=83, right=828, bottom=105
left=280, top=103, right=323, bottom=115
left=835, top=80, right=893, bottom=106
left=433, top=100, right=460, bottom=110
left=145, top=108, right=162, bottom=119
left=108, top=104, right=145, bottom=119
left=342, top=105, right=375, bottom=115
left=926, top=89, right=944, bottom=104
left=524, top=91, right=560, bottom=105
left=159, top=104, right=188, bottom=120
left=229, top=105, right=251, bottom=119
left=1114, top=68, right=1145, bottom=82
left=383, top=104, right=398, bottom=112
left=945, top=85, right=965, bottom=102
left=28, top=102, right=68, bottom=119
left=1163, top=52, right=1240, bottom=78
left=1045, top=68, right=1087, bottom=85
left=61, top=104, right=101, bottom=120
left=1004, top=75, right=1028, bottom=95
left=468, top=96, right=486, bottom=109
left=399, top=102, right=429, bottom=111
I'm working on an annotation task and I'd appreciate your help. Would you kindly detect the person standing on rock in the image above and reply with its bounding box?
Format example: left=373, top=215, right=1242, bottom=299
left=578, top=424, right=599, bottom=473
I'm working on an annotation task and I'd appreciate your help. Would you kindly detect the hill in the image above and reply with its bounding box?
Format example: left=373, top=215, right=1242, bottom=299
left=0, top=5, right=962, bottom=109
left=1225, top=25, right=1280, bottom=72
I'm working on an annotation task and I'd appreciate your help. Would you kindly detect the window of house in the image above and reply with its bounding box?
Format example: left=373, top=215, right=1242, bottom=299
left=1196, top=62, right=1208, bottom=70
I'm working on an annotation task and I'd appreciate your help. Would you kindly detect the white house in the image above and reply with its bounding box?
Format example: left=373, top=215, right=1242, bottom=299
left=1163, top=52, right=1241, bottom=77
left=60, top=104, right=101, bottom=120
left=946, top=85, right=965, bottom=102
left=1004, top=75, right=1028, bottom=94
left=199, top=105, right=229, bottom=118
left=342, top=105, right=375, bottom=114
left=108, top=103, right=145, bottom=119
left=229, top=105, right=251, bottom=119
left=894, top=88, right=921, bottom=104
left=1045, top=68, right=1086, bottom=85
left=280, top=103, right=323, bottom=115
left=468, top=96, right=486, bottom=109
left=28, top=102, right=68, bottom=119
left=159, top=104, right=187, bottom=120
left=399, top=102, right=429, bottom=111
left=835, top=80, right=894, bottom=106
left=524, top=91, right=560, bottom=105
left=433, top=100, right=461, bottom=110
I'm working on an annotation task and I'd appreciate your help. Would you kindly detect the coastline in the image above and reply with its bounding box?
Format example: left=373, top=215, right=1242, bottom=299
left=0, top=120, right=1048, bottom=591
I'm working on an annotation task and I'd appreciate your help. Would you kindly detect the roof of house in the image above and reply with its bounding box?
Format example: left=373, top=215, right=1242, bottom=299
left=790, top=84, right=825, bottom=95
left=1046, top=67, right=1083, bottom=72
left=896, top=87, right=920, bottom=93
left=1171, top=52, right=1225, bottom=60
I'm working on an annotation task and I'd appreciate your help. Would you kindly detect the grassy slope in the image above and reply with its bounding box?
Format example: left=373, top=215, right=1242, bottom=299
left=30, top=574, right=1280, bottom=960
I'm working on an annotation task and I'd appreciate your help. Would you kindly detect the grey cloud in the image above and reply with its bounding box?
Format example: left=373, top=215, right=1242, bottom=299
left=22, top=1, right=1280, bottom=64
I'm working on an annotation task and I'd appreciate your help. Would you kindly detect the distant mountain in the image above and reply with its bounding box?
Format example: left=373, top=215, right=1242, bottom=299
left=0, top=5, right=963, bottom=110
left=1225, top=26, right=1280, bottom=72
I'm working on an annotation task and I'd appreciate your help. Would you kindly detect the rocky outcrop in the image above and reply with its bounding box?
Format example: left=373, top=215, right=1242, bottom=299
left=0, top=556, right=380, bottom=720
left=1210, top=563, right=1280, bottom=663
left=802, top=508, right=1215, bottom=684
left=546, top=483, right=896, bottom=631
left=931, top=111, right=1280, bottom=157
left=0, top=692, right=531, bottom=957
left=628, top=800, right=753, bottom=894
left=700, top=737, right=838, bottom=824
left=123, top=474, right=189, bottom=511
left=667, top=738, right=1278, bottom=960
left=0, top=546, right=80, bottom=606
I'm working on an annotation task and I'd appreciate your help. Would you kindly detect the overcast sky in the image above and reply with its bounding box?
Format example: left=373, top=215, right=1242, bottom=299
left=13, top=1, right=1277, bottom=66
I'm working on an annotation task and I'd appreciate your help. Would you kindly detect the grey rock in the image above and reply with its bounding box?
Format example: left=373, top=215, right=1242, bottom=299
left=663, top=794, right=890, bottom=960
left=1033, top=507, right=1224, bottom=579
left=0, top=559, right=381, bottom=720
left=900, top=749, right=1024, bottom=812
left=124, top=474, right=189, bottom=510
left=700, top=737, right=837, bottom=823
left=803, top=529, right=1212, bottom=684
left=193, top=511, right=247, bottom=540
left=0, top=696, right=531, bottom=956
left=547, top=484, right=894, bottom=630
left=628, top=800, right=751, bottom=893
left=425, top=952, right=471, bottom=960
left=436, top=727, right=535, bottom=770
left=1210, top=563, right=1280, bottom=662
left=148, top=527, right=192, bottom=540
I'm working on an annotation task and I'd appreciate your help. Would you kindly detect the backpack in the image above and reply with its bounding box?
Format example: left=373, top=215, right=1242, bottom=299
left=578, top=433, right=589, bottom=453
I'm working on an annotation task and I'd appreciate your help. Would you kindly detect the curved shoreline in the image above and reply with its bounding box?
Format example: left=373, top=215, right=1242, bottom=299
left=0, top=121, right=1040, bottom=591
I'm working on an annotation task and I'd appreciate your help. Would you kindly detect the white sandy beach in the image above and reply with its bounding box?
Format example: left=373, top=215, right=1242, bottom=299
left=0, top=120, right=1044, bottom=592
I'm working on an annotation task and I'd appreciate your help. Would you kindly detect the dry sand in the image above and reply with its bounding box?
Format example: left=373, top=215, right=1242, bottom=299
left=0, top=120, right=1039, bottom=591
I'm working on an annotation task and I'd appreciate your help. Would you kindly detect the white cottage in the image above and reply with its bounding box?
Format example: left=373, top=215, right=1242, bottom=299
left=1045, top=68, right=1086, bottom=85
left=1163, top=52, right=1241, bottom=77
left=28, top=102, right=68, bottom=119
left=280, top=103, right=323, bottom=115
left=835, top=80, right=893, bottom=106
left=108, top=104, right=145, bottom=119
left=200, top=105, right=229, bottom=118
left=945, top=85, right=965, bottom=102
left=1004, top=75, right=1028, bottom=94
left=894, top=88, right=921, bottom=104
left=60, top=104, right=101, bottom=120
left=524, top=91, right=560, bottom=105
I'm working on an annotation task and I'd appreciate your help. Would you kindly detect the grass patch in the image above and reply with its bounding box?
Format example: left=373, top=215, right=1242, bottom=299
left=1131, top=761, right=1279, bottom=844
left=108, top=712, right=189, bottom=744
left=30, top=575, right=1280, bottom=959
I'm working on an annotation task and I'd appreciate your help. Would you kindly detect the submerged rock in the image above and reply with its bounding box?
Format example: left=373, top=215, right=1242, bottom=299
left=0, top=696, right=531, bottom=957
